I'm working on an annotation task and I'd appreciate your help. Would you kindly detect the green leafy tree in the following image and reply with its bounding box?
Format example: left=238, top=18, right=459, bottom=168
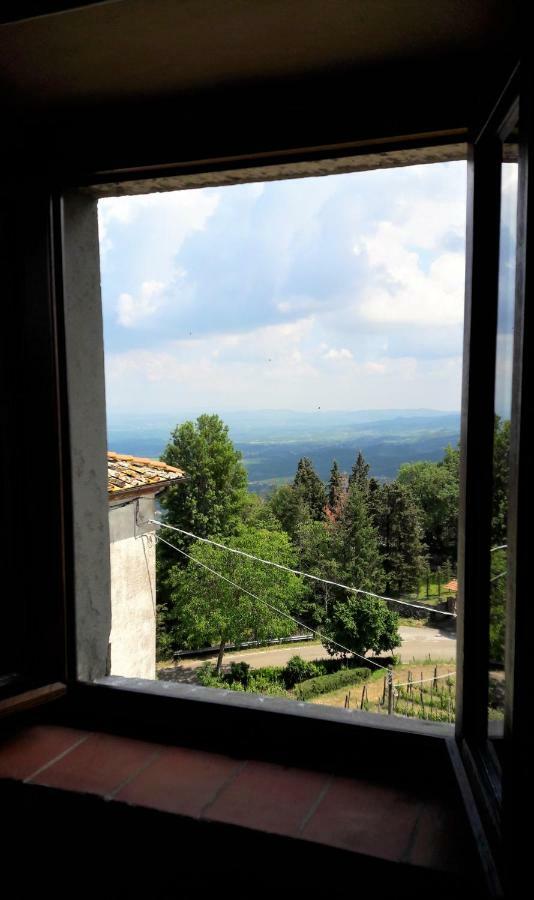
left=158, top=413, right=248, bottom=551
left=398, top=445, right=459, bottom=566
left=323, top=594, right=400, bottom=658
left=369, top=482, right=426, bottom=595
left=156, top=414, right=248, bottom=636
left=241, top=492, right=283, bottom=532
left=165, top=525, right=306, bottom=671
left=295, top=519, right=344, bottom=626
left=293, top=457, right=326, bottom=520
left=268, top=483, right=311, bottom=539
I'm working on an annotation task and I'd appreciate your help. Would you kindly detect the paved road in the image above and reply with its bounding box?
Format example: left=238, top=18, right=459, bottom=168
left=159, top=625, right=456, bottom=682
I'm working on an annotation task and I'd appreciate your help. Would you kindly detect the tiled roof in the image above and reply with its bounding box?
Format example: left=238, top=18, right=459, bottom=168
left=108, top=451, right=185, bottom=496
left=444, top=579, right=458, bottom=592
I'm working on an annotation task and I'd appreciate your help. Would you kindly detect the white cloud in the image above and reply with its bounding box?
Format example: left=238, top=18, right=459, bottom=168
left=98, top=189, right=220, bottom=263
left=117, top=280, right=167, bottom=327
left=359, top=220, right=465, bottom=326
left=323, top=347, right=353, bottom=360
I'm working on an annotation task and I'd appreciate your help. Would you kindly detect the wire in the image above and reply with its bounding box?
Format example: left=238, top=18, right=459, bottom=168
left=491, top=545, right=507, bottom=553
left=151, top=520, right=457, bottom=617
left=156, top=533, right=389, bottom=671
left=490, top=570, right=507, bottom=583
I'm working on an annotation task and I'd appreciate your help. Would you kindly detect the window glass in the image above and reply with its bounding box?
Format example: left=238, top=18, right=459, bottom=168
left=488, top=128, right=519, bottom=731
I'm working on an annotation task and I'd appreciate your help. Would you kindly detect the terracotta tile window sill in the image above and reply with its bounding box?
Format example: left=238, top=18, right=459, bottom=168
left=1, top=724, right=467, bottom=876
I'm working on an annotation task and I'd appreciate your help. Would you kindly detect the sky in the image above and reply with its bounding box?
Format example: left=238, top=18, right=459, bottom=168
left=98, top=161, right=469, bottom=415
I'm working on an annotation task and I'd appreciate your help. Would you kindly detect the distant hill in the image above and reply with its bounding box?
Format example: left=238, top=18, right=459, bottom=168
left=107, top=408, right=460, bottom=494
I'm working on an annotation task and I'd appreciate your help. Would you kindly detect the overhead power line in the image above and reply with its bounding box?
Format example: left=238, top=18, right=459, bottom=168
left=156, top=533, right=389, bottom=671
left=151, top=519, right=457, bottom=617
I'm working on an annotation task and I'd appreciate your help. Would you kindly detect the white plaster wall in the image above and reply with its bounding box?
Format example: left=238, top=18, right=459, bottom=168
left=109, top=497, right=157, bottom=680
left=62, top=193, right=111, bottom=681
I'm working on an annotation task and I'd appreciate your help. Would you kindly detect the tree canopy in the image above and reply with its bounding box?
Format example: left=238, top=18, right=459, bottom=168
left=165, top=524, right=306, bottom=671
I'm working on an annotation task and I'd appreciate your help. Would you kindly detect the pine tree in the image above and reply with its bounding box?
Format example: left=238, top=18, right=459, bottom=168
left=337, top=482, right=385, bottom=592
left=349, top=450, right=370, bottom=493
left=328, top=460, right=344, bottom=515
left=370, top=482, right=426, bottom=595
left=293, top=457, right=326, bottom=520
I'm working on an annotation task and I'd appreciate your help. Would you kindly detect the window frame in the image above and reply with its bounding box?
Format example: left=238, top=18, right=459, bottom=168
left=3, top=66, right=529, bottom=892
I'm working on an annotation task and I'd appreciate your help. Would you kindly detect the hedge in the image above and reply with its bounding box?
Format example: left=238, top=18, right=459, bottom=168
left=295, top=667, right=370, bottom=701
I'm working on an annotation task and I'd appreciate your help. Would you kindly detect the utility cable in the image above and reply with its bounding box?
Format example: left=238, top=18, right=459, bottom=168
left=156, top=533, right=389, bottom=671
left=151, top=519, right=457, bottom=617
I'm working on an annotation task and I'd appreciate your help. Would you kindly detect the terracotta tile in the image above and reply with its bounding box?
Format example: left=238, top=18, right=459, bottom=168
left=408, top=802, right=465, bottom=872
left=205, top=760, right=328, bottom=837
left=28, top=732, right=160, bottom=796
left=301, top=776, right=422, bottom=861
left=0, top=726, right=88, bottom=781
left=114, top=745, right=243, bottom=817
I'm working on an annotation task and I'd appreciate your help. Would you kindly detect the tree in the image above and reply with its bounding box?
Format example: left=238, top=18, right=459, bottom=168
left=337, top=482, right=385, bottom=593
left=293, top=457, right=326, bottom=520
left=349, top=450, right=370, bottom=493
left=268, top=483, right=311, bottom=539
left=327, top=460, right=344, bottom=516
left=295, top=519, right=344, bottom=626
left=369, top=482, right=426, bottom=595
left=165, top=525, right=306, bottom=671
left=156, top=414, right=249, bottom=630
left=241, top=492, right=283, bottom=532
left=398, top=445, right=459, bottom=566
left=323, top=594, right=400, bottom=658
left=159, top=413, right=248, bottom=548
left=492, top=416, right=510, bottom=545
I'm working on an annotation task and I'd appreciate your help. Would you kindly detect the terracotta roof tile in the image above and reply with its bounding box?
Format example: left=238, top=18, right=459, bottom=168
left=107, top=451, right=185, bottom=496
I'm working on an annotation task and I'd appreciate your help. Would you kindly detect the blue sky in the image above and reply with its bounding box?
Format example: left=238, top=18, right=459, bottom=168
left=98, top=161, right=468, bottom=414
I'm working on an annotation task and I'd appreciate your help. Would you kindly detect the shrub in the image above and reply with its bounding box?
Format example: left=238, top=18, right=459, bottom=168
left=295, top=667, right=370, bottom=701
left=283, top=655, right=323, bottom=687
left=229, top=661, right=251, bottom=686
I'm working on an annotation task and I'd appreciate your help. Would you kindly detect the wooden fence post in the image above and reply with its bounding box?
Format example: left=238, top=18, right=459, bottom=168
left=387, top=666, right=393, bottom=715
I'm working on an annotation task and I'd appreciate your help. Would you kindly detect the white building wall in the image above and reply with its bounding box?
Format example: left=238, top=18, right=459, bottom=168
left=108, top=495, right=157, bottom=679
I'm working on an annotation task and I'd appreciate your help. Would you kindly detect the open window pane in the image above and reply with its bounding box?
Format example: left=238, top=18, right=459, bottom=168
left=96, top=158, right=467, bottom=726
left=488, top=125, right=519, bottom=731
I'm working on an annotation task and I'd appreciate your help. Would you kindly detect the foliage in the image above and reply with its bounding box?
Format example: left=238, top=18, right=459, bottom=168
left=369, top=481, right=426, bottom=595
left=240, top=492, right=283, bottom=532
left=349, top=450, right=370, bottom=493
left=492, top=416, right=510, bottom=545
left=398, top=445, right=459, bottom=566
left=327, top=460, right=345, bottom=515
left=293, top=457, right=327, bottom=520
left=295, top=519, right=344, bottom=626
left=283, top=655, right=323, bottom=687
left=159, top=412, right=248, bottom=548
left=295, top=667, right=370, bottom=701
left=337, top=482, right=385, bottom=593
left=267, top=483, right=311, bottom=539
left=156, top=414, right=249, bottom=651
left=323, top=593, right=400, bottom=658
left=164, top=524, right=306, bottom=670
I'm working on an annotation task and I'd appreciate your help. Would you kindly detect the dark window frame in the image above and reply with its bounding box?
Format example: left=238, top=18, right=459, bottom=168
left=2, top=62, right=530, bottom=896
